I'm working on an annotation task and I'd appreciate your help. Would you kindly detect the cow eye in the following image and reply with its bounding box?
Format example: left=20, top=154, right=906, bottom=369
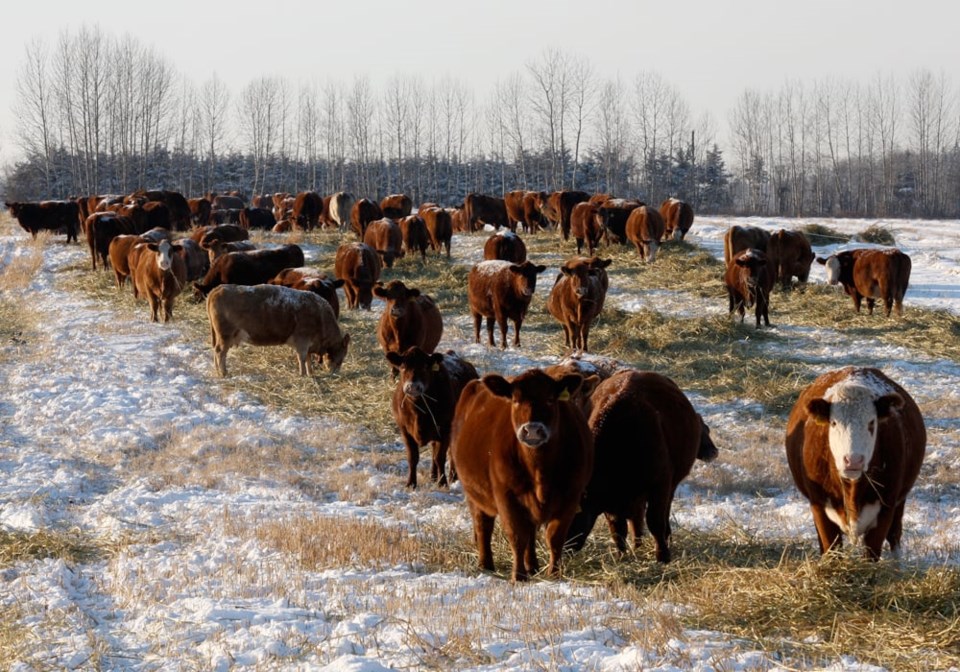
left=867, top=420, right=875, bottom=435
left=830, top=420, right=837, bottom=428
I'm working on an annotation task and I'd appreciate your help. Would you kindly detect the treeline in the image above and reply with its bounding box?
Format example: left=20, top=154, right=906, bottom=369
left=6, top=26, right=960, bottom=218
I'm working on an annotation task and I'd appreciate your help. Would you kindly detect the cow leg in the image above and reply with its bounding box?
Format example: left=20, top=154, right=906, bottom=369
left=486, top=316, right=496, bottom=346
left=497, top=317, right=508, bottom=349
left=866, top=297, right=876, bottom=315
left=853, top=293, right=863, bottom=313
left=511, top=317, right=522, bottom=348
left=544, top=516, right=573, bottom=578
left=162, top=296, right=174, bottom=323
left=472, top=312, right=482, bottom=344
left=646, top=489, right=673, bottom=563
left=402, top=433, right=420, bottom=489
left=885, top=501, right=906, bottom=554
left=862, top=508, right=895, bottom=560
left=810, top=503, right=843, bottom=555
left=431, top=440, right=449, bottom=487
left=295, top=344, right=310, bottom=376
left=469, top=505, right=496, bottom=572
left=575, top=238, right=584, bottom=256
left=147, top=294, right=159, bottom=322
left=581, top=323, right=590, bottom=353
left=604, top=513, right=629, bottom=554
left=497, top=496, right=535, bottom=581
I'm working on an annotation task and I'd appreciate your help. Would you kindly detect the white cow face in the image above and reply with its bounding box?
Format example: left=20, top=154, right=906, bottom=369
left=823, top=256, right=842, bottom=285
left=151, top=239, right=174, bottom=272
left=807, top=380, right=903, bottom=481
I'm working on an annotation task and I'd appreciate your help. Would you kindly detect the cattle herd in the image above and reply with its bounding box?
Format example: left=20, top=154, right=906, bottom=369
left=4, top=187, right=925, bottom=581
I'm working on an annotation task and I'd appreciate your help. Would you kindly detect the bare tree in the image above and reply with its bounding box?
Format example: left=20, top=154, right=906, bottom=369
left=238, top=76, right=283, bottom=195
left=322, top=80, right=347, bottom=192
left=198, top=74, right=230, bottom=192
left=593, top=78, right=632, bottom=196
left=347, top=75, right=374, bottom=196
left=567, top=55, right=596, bottom=189
left=13, top=38, right=55, bottom=194
left=527, top=48, right=571, bottom=190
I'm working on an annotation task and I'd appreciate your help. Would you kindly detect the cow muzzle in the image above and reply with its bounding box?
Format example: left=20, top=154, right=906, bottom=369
left=517, top=422, right=549, bottom=447
left=402, top=381, right=425, bottom=398
left=840, top=454, right=866, bottom=480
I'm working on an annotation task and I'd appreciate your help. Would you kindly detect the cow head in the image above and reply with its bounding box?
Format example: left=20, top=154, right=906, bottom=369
left=386, top=347, right=444, bottom=399
left=146, top=239, right=178, bottom=272
left=733, top=249, right=769, bottom=307
left=321, top=332, right=350, bottom=372
left=509, top=261, right=547, bottom=297
left=373, top=280, right=419, bottom=318
left=806, top=374, right=903, bottom=481
left=640, top=236, right=660, bottom=263
left=817, top=251, right=854, bottom=286
left=560, top=261, right=594, bottom=298
left=482, top=369, right=583, bottom=448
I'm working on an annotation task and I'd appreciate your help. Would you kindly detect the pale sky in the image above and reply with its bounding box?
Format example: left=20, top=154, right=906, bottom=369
left=2, top=0, right=958, bottom=166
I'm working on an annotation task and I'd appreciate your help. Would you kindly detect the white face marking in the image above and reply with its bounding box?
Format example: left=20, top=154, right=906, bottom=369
left=155, top=240, right=173, bottom=271
left=825, top=256, right=842, bottom=284
left=822, top=378, right=888, bottom=481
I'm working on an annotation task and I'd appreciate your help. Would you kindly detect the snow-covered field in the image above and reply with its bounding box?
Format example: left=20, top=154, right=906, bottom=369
left=0, top=215, right=958, bottom=670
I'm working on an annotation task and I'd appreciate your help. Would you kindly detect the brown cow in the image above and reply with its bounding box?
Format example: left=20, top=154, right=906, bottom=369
left=597, top=198, right=642, bottom=245
left=546, top=257, right=612, bottom=352
left=363, top=218, right=404, bottom=268
left=448, top=207, right=467, bottom=233
left=207, top=284, right=350, bottom=377
left=723, top=224, right=771, bottom=265
left=766, top=229, right=815, bottom=290
left=380, top=193, right=413, bottom=219
left=565, top=369, right=718, bottom=561
left=239, top=207, right=276, bottom=230
left=210, top=194, right=245, bottom=210
left=504, top=190, right=528, bottom=231
left=192, top=224, right=250, bottom=246
left=463, top=193, right=509, bottom=231
left=118, top=202, right=169, bottom=235
left=386, top=347, right=479, bottom=488
left=398, top=215, right=430, bottom=262
left=175, top=238, right=210, bottom=282
left=374, top=280, right=443, bottom=359
left=420, top=206, right=453, bottom=257
left=272, top=192, right=292, bottom=222
left=545, top=190, right=590, bottom=241
left=482, top=230, right=527, bottom=263
left=201, top=239, right=257, bottom=265
left=6, top=201, right=81, bottom=243
left=125, top=190, right=190, bottom=231
left=209, top=208, right=243, bottom=225
left=467, top=260, right=547, bottom=348
left=451, top=369, right=594, bottom=581
left=187, top=198, right=212, bottom=226
left=521, top=191, right=549, bottom=233
left=785, top=367, right=925, bottom=559
left=250, top=194, right=272, bottom=209
left=625, top=205, right=665, bottom=262
left=328, top=191, right=354, bottom=232
left=725, top=249, right=773, bottom=328
left=350, top=198, right=383, bottom=239
left=569, top=201, right=602, bottom=256
left=817, top=248, right=912, bottom=317
left=85, top=212, right=135, bottom=270
left=334, top=242, right=383, bottom=310
left=292, top=191, right=323, bottom=230
left=269, top=267, right=344, bottom=318
left=659, top=198, right=694, bottom=241
left=108, top=234, right=147, bottom=289
left=133, top=239, right=188, bottom=322
left=193, top=245, right=305, bottom=296
left=589, top=193, right=611, bottom=206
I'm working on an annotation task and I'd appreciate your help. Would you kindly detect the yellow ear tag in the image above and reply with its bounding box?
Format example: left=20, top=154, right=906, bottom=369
left=431, top=363, right=440, bottom=372
left=558, top=389, right=571, bottom=401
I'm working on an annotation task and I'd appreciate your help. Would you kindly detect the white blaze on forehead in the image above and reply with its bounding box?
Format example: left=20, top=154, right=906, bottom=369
left=155, top=239, right=174, bottom=270
left=822, top=371, right=895, bottom=479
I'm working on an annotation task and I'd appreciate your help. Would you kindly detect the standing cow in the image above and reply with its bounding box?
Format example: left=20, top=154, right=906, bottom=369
left=334, top=242, right=382, bottom=310
left=467, top=260, right=547, bottom=349
left=546, top=257, right=611, bottom=353
left=725, top=248, right=773, bottom=328
left=767, top=229, right=815, bottom=289
left=659, top=198, right=694, bottom=241
left=785, top=367, right=925, bottom=559
left=625, top=205, right=665, bottom=262
left=374, top=280, right=443, bottom=358
left=817, top=248, right=912, bottom=317
left=133, top=239, right=188, bottom=323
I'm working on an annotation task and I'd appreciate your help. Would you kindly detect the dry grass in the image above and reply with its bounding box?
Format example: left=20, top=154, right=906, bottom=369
left=799, top=223, right=852, bottom=246
left=0, top=528, right=100, bottom=567
left=855, top=224, right=897, bottom=245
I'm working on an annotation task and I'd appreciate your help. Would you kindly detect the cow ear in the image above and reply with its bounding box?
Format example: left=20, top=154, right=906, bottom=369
left=385, top=350, right=404, bottom=368
left=560, top=266, right=574, bottom=277
left=332, top=279, right=345, bottom=288
left=146, top=242, right=160, bottom=251
left=407, top=288, right=421, bottom=298
left=481, top=374, right=513, bottom=398
left=816, top=257, right=827, bottom=265
left=875, top=393, right=903, bottom=420
left=556, top=374, right=583, bottom=401
left=508, top=264, right=524, bottom=274
left=806, top=398, right=832, bottom=424
left=596, top=258, right=613, bottom=268
left=373, top=284, right=388, bottom=298
left=535, top=265, right=547, bottom=274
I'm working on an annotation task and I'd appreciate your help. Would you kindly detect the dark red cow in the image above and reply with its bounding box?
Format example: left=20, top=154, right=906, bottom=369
left=132, top=239, right=188, bottom=322
left=725, top=248, right=774, bottom=328
left=546, top=257, right=612, bottom=352
left=334, top=242, right=382, bottom=310
left=193, top=245, right=305, bottom=296
left=482, top=230, right=527, bottom=263
left=451, top=369, right=594, bottom=581
left=785, top=367, right=925, bottom=559
left=363, top=218, right=404, bottom=268
left=420, top=206, right=453, bottom=257
left=723, top=224, right=771, bottom=265
left=398, top=215, right=430, bottom=262
left=239, top=207, right=276, bottom=230
left=625, top=205, right=665, bottom=262
left=659, top=198, right=694, bottom=241
left=374, top=280, right=443, bottom=358
left=386, top=347, right=479, bottom=488
left=187, top=198, right=212, bottom=226
left=85, top=212, right=135, bottom=270
left=597, top=198, right=642, bottom=245
left=380, top=193, right=413, bottom=219
left=292, top=191, right=323, bottom=230
left=464, top=193, right=509, bottom=231
left=350, top=198, right=383, bottom=239
left=767, top=229, right=815, bottom=289
left=467, top=260, right=546, bottom=348
left=545, top=190, right=590, bottom=241
left=269, top=267, right=344, bottom=318
left=569, top=201, right=602, bottom=256
left=818, top=248, right=912, bottom=317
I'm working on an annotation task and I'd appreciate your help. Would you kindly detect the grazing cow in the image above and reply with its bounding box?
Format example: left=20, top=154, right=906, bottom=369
left=250, top=194, right=273, bottom=209
left=659, top=198, right=694, bottom=241
left=239, top=207, right=276, bottom=231
left=192, top=224, right=249, bottom=245
left=334, top=242, right=383, bottom=310
left=398, top=215, right=430, bottom=262
left=785, top=367, right=925, bottom=559
left=625, top=205, right=665, bottom=262
left=464, top=193, right=509, bottom=231
left=482, top=230, right=527, bottom=263
left=545, top=190, right=590, bottom=241
left=386, top=347, right=479, bottom=488
left=328, top=191, right=355, bottom=232
left=380, top=193, right=413, bottom=219
left=565, top=370, right=717, bottom=561
left=420, top=206, right=453, bottom=257
left=209, top=208, right=243, bottom=225
left=723, top=224, right=771, bottom=265
left=210, top=194, right=245, bottom=210
left=133, top=239, right=188, bottom=322
left=597, top=199, right=642, bottom=245
left=817, top=248, right=912, bottom=317
left=504, top=190, right=527, bottom=231
left=85, top=212, right=134, bottom=270
left=521, top=191, right=549, bottom=233
left=292, top=191, right=323, bottom=230
left=187, top=198, right=212, bottom=226
left=589, top=193, right=611, bottom=206
left=272, top=192, right=292, bottom=222
left=363, top=218, right=404, bottom=268
left=375, top=280, right=443, bottom=361
left=269, top=267, right=344, bottom=318
left=467, top=259, right=547, bottom=348
left=193, top=244, right=305, bottom=296
left=725, top=249, right=773, bottom=328
left=124, top=190, right=190, bottom=231
left=448, top=207, right=468, bottom=233
left=206, top=284, right=350, bottom=377
left=569, top=202, right=602, bottom=256
left=118, top=202, right=169, bottom=235
left=451, top=369, right=593, bottom=581
left=767, top=229, right=815, bottom=290
left=201, top=239, right=257, bottom=265
left=6, top=201, right=81, bottom=243
left=546, top=257, right=612, bottom=352
left=350, top=198, right=383, bottom=239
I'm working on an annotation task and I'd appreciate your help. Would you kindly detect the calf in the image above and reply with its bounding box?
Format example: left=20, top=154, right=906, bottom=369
left=659, top=198, right=694, bottom=241
left=723, top=224, right=771, bottom=265
left=334, top=242, right=382, bottom=310
left=482, top=230, right=527, bottom=263
left=569, top=201, right=602, bottom=256
left=133, top=239, right=188, bottom=322
left=398, top=215, right=430, bottom=262
left=817, top=248, right=912, bottom=317
left=725, top=249, right=773, bottom=328
left=546, top=257, right=612, bottom=352
left=768, top=229, right=815, bottom=289
left=386, top=347, right=479, bottom=488
left=270, top=267, right=344, bottom=318
left=451, top=369, right=593, bottom=581
left=201, top=239, right=257, bottom=265
left=420, top=206, right=453, bottom=257
left=625, top=205, right=665, bottom=262
left=566, top=370, right=717, bottom=561
left=363, top=218, right=405, bottom=268
left=193, top=244, right=305, bottom=296
left=374, top=280, right=443, bottom=358
left=468, top=260, right=547, bottom=349
left=380, top=193, right=413, bottom=219
left=785, top=367, right=925, bottom=559
left=207, top=284, right=350, bottom=377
